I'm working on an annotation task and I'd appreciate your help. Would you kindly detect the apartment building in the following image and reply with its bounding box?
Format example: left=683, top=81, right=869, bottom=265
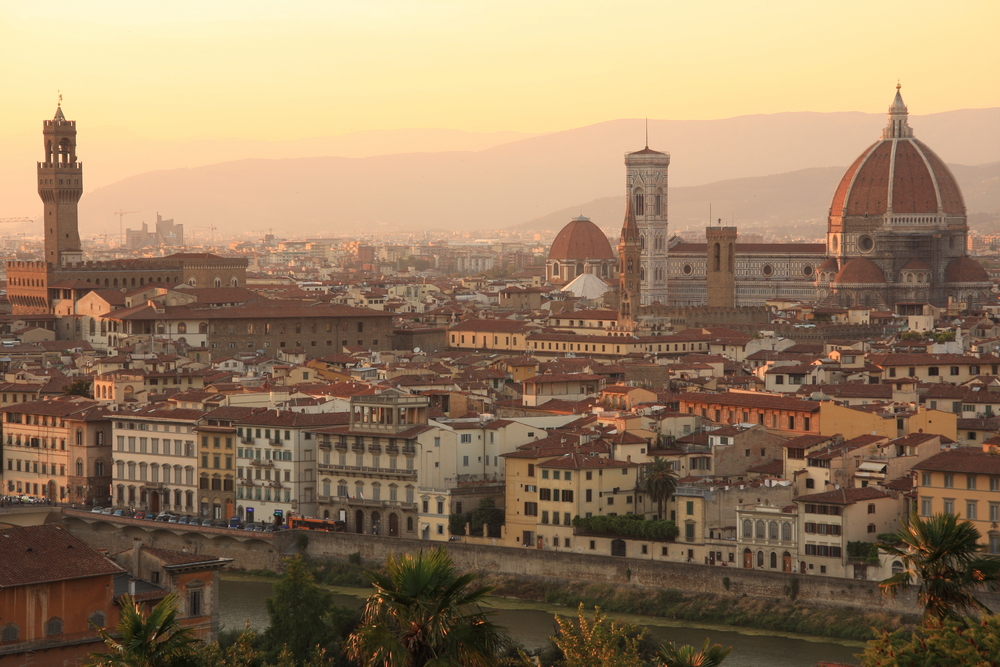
left=1, top=397, right=111, bottom=505
left=112, top=406, right=203, bottom=515
left=912, top=445, right=1000, bottom=555
left=308, top=392, right=430, bottom=537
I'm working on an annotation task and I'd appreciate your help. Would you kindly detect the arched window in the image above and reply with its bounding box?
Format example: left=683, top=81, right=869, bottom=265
left=769, top=552, right=777, bottom=569
left=639, top=235, right=645, bottom=250
left=116, top=461, right=125, bottom=479
left=781, top=522, right=792, bottom=541
left=76, top=429, right=84, bottom=446
left=633, top=188, right=644, bottom=216
left=95, top=460, right=105, bottom=477
left=757, top=551, right=764, bottom=568
left=713, top=243, right=721, bottom=271
left=2, top=623, right=19, bottom=642
left=127, top=462, right=136, bottom=480
left=742, top=519, right=752, bottom=538
left=407, top=517, right=414, bottom=532
left=96, top=431, right=104, bottom=446
left=177, top=322, right=187, bottom=334
left=89, top=320, right=96, bottom=335
left=755, top=520, right=765, bottom=539
left=45, top=617, right=63, bottom=636
left=214, top=277, right=222, bottom=288
left=768, top=521, right=778, bottom=540
left=891, top=560, right=904, bottom=574
left=231, top=277, right=239, bottom=287
left=76, top=459, right=84, bottom=476
left=88, top=611, right=106, bottom=629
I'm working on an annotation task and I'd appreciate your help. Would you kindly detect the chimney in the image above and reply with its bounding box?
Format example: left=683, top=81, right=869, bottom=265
left=128, top=578, right=136, bottom=596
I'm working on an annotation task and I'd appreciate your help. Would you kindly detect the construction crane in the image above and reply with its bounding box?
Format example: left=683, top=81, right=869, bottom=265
left=113, top=210, right=140, bottom=247
left=197, top=224, right=218, bottom=245
left=0, top=217, right=34, bottom=224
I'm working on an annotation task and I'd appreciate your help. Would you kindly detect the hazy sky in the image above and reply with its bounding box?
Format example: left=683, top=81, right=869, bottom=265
left=2, top=0, right=997, bottom=142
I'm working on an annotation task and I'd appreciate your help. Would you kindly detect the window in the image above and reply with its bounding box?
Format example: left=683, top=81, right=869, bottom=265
left=867, top=503, right=876, bottom=514
left=523, top=502, right=538, bottom=516
left=944, top=474, right=954, bottom=489
left=460, top=433, right=471, bottom=444
left=968, top=475, right=977, bottom=490
left=921, top=472, right=932, bottom=487
left=943, top=498, right=955, bottom=514
left=928, top=367, right=939, bottom=376
left=967, top=501, right=978, bottom=520
left=189, top=590, right=202, bottom=616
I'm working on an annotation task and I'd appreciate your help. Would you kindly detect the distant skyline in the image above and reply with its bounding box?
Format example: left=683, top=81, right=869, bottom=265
left=1, top=0, right=998, bottom=142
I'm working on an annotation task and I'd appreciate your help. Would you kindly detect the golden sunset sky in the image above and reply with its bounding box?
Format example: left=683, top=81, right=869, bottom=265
left=2, top=0, right=998, bottom=142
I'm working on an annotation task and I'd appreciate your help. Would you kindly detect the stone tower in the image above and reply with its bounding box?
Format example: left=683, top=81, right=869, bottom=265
left=625, top=143, right=670, bottom=305
left=39, top=103, right=83, bottom=266
left=706, top=225, right=737, bottom=307
left=618, top=199, right=641, bottom=323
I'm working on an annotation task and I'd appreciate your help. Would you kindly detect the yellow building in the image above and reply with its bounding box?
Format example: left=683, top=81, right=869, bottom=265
left=912, top=444, right=1000, bottom=555
left=819, top=402, right=956, bottom=441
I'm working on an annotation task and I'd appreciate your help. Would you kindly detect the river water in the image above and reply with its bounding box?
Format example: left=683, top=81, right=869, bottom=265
left=220, top=576, right=862, bottom=667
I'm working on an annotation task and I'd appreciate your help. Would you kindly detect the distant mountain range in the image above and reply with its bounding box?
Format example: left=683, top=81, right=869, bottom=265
left=517, top=162, right=1000, bottom=241
left=14, top=107, right=1000, bottom=238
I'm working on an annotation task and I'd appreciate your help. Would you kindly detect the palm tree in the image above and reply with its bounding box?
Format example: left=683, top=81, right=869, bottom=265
left=878, top=512, right=1000, bottom=621
left=344, top=547, right=509, bottom=667
left=657, top=638, right=732, bottom=667
left=87, top=593, right=199, bottom=667
left=641, top=457, right=678, bottom=520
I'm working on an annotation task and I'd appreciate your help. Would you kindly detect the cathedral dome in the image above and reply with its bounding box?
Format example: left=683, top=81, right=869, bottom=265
left=829, top=86, right=965, bottom=220
left=945, top=256, right=990, bottom=283
left=834, top=257, right=885, bottom=284
left=548, top=216, right=614, bottom=261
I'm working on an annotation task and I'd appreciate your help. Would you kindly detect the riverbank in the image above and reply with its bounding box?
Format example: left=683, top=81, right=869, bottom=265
left=228, top=556, right=917, bottom=643
left=219, top=573, right=866, bottom=667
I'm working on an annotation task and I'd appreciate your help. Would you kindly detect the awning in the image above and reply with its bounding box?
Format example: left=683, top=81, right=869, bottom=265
left=858, top=461, right=886, bottom=472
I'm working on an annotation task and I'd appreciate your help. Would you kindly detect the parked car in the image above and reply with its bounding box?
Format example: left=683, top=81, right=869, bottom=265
left=100, top=507, right=114, bottom=515
left=253, top=524, right=265, bottom=532
left=112, top=509, right=126, bottom=517
left=134, top=511, right=146, bottom=520
left=177, top=516, right=190, bottom=525
left=264, top=524, right=276, bottom=533
left=243, top=522, right=257, bottom=531
left=155, top=513, right=172, bottom=522
left=167, top=515, right=180, bottom=524
left=145, top=513, right=158, bottom=521
left=90, top=507, right=104, bottom=514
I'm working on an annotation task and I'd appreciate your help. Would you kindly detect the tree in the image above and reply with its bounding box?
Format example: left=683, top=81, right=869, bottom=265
left=543, top=605, right=645, bottom=667
left=87, top=593, right=199, bottom=667
left=63, top=378, right=93, bottom=397
left=878, top=512, right=1000, bottom=621
left=862, top=615, right=1000, bottom=667
left=264, top=555, right=337, bottom=664
left=344, top=547, right=509, bottom=667
left=641, top=457, right=678, bottom=520
left=656, top=639, right=732, bottom=667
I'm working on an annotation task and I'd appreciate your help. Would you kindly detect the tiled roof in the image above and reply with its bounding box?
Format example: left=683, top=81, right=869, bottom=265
left=913, top=449, right=1000, bottom=475
left=794, top=487, right=891, bottom=504
left=0, top=525, right=123, bottom=587
left=679, top=392, right=820, bottom=413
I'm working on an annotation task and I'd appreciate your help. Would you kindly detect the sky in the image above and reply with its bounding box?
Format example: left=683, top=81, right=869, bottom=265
left=1, top=0, right=998, bottom=142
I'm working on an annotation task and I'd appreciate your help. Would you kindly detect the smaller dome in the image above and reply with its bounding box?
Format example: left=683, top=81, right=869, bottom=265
left=549, top=218, right=614, bottom=261
left=945, top=256, right=990, bottom=284
left=818, top=257, right=840, bottom=272
left=834, top=257, right=885, bottom=284
left=900, top=258, right=931, bottom=271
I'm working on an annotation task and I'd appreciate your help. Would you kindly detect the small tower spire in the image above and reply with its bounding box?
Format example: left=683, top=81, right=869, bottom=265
left=644, top=118, right=648, bottom=149
left=54, top=91, right=65, bottom=121
left=883, top=82, right=912, bottom=139
left=618, top=197, right=641, bottom=324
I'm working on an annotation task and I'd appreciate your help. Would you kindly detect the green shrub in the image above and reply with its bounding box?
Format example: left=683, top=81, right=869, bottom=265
left=347, top=551, right=362, bottom=565
left=572, top=515, right=679, bottom=541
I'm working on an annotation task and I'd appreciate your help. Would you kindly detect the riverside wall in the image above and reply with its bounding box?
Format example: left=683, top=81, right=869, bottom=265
left=64, top=510, right=1000, bottom=618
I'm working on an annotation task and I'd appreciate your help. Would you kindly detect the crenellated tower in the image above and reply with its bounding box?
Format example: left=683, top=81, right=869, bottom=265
left=38, top=103, right=83, bottom=266
left=618, top=198, right=641, bottom=324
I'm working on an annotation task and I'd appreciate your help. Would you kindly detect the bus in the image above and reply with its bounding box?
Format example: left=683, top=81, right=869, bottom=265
left=287, top=516, right=347, bottom=532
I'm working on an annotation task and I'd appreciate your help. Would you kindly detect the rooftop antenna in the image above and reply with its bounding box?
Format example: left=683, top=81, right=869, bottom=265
left=644, top=118, right=648, bottom=148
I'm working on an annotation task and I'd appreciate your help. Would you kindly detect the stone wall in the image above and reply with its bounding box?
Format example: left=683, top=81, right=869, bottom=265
left=59, top=509, right=1000, bottom=618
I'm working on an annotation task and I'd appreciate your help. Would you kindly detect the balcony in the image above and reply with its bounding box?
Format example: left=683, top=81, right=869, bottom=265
left=334, top=441, right=348, bottom=451
left=402, top=444, right=416, bottom=455
left=385, top=443, right=399, bottom=454
left=240, top=436, right=254, bottom=445
left=249, top=459, right=274, bottom=468
left=368, top=443, right=382, bottom=454
left=317, top=462, right=417, bottom=480
left=268, top=439, right=283, bottom=447
left=351, top=442, right=365, bottom=453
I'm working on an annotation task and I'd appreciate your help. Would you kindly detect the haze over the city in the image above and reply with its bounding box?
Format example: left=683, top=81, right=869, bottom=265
left=1, top=0, right=998, bottom=237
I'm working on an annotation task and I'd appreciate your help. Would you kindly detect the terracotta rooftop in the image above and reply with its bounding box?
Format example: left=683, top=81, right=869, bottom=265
left=0, top=524, right=123, bottom=587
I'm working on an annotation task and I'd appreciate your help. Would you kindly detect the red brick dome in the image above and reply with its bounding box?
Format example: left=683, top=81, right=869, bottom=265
left=945, top=256, right=990, bottom=283
left=549, top=216, right=614, bottom=261
left=818, top=257, right=839, bottom=272
left=830, top=87, right=965, bottom=220
left=834, top=257, right=885, bottom=284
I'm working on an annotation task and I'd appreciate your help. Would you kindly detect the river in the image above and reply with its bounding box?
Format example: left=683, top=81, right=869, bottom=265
left=219, top=576, right=862, bottom=667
